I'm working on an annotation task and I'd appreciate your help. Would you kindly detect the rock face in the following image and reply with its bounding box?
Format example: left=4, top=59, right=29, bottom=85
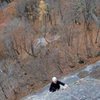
left=22, top=61, right=100, bottom=100
left=0, top=0, right=100, bottom=100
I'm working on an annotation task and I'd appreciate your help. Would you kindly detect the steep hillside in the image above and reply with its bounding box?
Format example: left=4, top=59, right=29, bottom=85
left=0, top=0, right=100, bottom=100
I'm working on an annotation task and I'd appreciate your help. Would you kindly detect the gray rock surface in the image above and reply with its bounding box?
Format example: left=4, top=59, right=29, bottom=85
left=22, top=61, right=100, bottom=100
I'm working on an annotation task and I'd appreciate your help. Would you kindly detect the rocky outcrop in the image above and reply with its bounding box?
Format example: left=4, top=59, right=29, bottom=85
left=22, top=61, right=100, bottom=100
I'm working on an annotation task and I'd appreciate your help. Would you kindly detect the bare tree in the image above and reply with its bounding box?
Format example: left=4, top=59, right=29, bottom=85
left=91, top=10, right=100, bottom=43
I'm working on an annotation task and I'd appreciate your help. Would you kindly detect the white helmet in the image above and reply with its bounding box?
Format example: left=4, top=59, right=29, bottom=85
left=52, top=77, right=57, bottom=82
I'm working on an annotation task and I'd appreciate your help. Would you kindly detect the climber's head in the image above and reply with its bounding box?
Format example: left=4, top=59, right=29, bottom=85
left=52, top=77, right=57, bottom=83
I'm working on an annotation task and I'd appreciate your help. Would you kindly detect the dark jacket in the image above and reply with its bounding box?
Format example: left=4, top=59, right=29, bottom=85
left=49, top=81, right=65, bottom=92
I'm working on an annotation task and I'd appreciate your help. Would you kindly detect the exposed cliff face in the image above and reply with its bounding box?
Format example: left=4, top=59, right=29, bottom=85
left=22, top=61, right=100, bottom=100
left=0, top=0, right=100, bottom=100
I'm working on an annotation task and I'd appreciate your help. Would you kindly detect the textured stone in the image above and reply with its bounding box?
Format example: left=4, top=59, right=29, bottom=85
left=22, top=61, right=100, bottom=100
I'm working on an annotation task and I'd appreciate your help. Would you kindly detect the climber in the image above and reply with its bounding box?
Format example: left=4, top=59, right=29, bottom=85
left=49, top=77, right=69, bottom=92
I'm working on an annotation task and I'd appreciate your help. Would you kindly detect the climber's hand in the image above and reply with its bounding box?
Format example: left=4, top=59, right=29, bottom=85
left=63, top=84, right=69, bottom=89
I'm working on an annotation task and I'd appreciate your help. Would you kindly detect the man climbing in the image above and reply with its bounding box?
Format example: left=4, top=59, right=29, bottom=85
left=49, top=77, right=69, bottom=92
